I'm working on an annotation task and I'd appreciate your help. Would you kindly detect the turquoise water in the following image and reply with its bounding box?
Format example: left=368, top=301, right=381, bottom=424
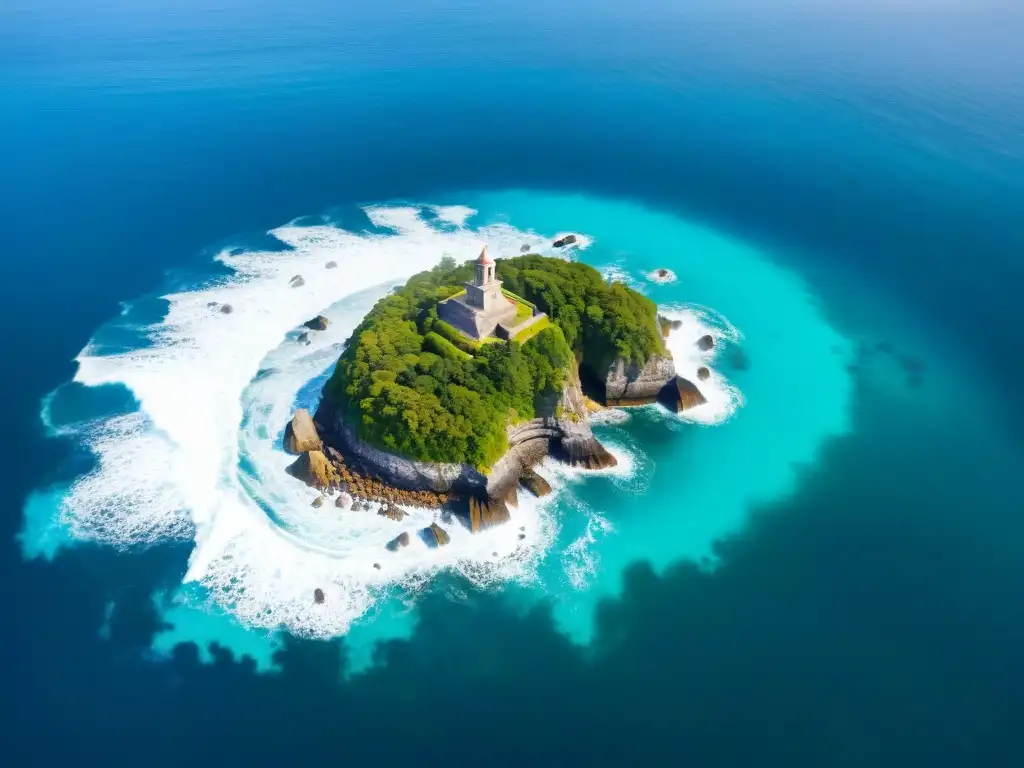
left=23, top=189, right=857, bottom=664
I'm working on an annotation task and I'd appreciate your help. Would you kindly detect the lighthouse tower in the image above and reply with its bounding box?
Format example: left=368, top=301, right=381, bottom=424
left=464, top=246, right=502, bottom=312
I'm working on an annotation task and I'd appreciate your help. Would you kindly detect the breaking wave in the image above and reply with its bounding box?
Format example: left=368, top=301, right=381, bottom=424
left=30, top=203, right=740, bottom=637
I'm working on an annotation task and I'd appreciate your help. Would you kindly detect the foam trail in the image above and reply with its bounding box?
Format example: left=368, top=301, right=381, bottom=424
left=56, top=205, right=605, bottom=636
left=660, top=304, right=745, bottom=426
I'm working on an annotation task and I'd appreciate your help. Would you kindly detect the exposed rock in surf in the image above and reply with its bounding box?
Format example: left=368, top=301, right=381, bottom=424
left=676, top=377, right=707, bottom=411
left=386, top=532, right=410, bottom=552
left=519, top=468, right=552, bottom=497
left=373, top=562, right=381, bottom=569
left=697, top=366, right=710, bottom=381
left=649, top=268, right=677, bottom=284
left=657, top=314, right=682, bottom=338
left=296, top=331, right=311, bottom=345
left=311, top=495, right=324, bottom=508
left=304, top=315, right=329, bottom=331
left=552, top=234, right=578, bottom=248
left=518, top=533, right=526, bottom=540
left=422, top=522, right=451, bottom=548
left=465, top=494, right=511, bottom=533
left=283, top=409, right=322, bottom=454
left=288, top=274, right=305, bottom=288
left=286, top=449, right=338, bottom=490
left=325, top=261, right=337, bottom=269
left=696, top=334, right=715, bottom=352
left=219, top=303, right=234, bottom=314
left=557, top=433, right=618, bottom=470
left=520, top=244, right=531, bottom=252
left=335, top=492, right=352, bottom=509
left=604, top=354, right=677, bottom=405
left=504, top=484, right=519, bottom=509
left=313, top=588, right=325, bottom=604
left=377, top=504, right=408, bottom=522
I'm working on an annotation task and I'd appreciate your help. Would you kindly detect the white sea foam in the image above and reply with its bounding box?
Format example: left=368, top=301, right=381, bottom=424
left=660, top=304, right=745, bottom=426
left=40, top=202, right=743, bottom=639
left=645, top=268, right=678, bottom=284
left=53, top=205, right=629, bottom=637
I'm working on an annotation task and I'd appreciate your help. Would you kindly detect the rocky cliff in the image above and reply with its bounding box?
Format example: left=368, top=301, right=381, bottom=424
left=603, top=354, right=677, bottom=405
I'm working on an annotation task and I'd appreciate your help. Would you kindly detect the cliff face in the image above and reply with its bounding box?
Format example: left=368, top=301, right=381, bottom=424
left=315, top=397, right=487, bottom=495
left=314, top=358, right=617, bottom=510
left=604, top=354, right=677, bottom=405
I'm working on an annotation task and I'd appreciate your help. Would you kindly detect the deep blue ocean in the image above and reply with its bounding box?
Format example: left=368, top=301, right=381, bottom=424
left=3, top=1, right=1024, bottom=765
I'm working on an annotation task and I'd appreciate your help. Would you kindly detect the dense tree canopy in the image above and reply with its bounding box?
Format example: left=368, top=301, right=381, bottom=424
left=325, top=254, right=662, bottom=467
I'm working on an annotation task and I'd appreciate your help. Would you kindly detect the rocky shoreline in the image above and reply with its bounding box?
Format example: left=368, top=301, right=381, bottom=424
left=284, top=330, right=714, bottom=546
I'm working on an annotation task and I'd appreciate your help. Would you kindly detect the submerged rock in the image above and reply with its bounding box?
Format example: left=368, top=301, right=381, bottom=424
left=386, top=532, right=410, bottom=552
left=377, top=504, right=408, bottom=522
left=303, top=315, right=329, bottom=331
left=325, top=260, right=338, bottom=269
left=676, top=377, right=707, bottom=411
left=697, top=366, right=710, bottom=381
left=288, top=274, right=305, bottom=288
left=519, top=468, right=552, bottom=497
left=296, top=331, right=311, bottom=345
left=283, top=409, right=322, bottom=454
left=552, top=234, right=578, bottom=248
left=696, top=334, right=715, bottom=352
left=286, top=449, right=338, bottom=490
left=313, top=588, right=325, bottom=604
left=520, top=244, right=531, bottom=252
left=219, top=303, right=234, bottom=315
left=423, top=522, right=451, bottom=547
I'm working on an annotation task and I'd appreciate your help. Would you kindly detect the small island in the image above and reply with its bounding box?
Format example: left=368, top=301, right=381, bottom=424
left=285, top=247, right=709, bottom=546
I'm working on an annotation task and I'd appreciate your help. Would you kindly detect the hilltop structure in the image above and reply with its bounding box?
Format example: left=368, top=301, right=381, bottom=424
left=438, top=247, right=543, bottom=340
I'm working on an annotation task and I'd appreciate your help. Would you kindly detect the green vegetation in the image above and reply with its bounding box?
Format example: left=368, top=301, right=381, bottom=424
left=512, top=314, right=550, bottom=344
left=497, top=254, right=664, bottom=370
left=325, top=253, right=662, bottom=467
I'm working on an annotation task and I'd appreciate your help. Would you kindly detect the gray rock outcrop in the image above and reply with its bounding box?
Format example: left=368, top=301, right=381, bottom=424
left=604, top=354, right=677, bottom=404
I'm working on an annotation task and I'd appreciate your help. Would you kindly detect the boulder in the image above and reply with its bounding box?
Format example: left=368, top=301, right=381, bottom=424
left=697, top=366, right=710, bottom=381
left=552, top=234, right=578, bottom=248
left=289, top=274, right=305, bottom=288
left=559, top=434, right=618, bottom=470
left=283, top=409, right=322, bottom=454
left=312, top=495, right=324, bottom=508
left=219, top=304, right=234, bottom=315
left=303, top=315, right=329, bottom=331
left=313, top=588, right=325, bottom=604
left=677, top=377, right=707, bottom=411
left=466, top=494, right=511, bottom=533
left=423, top=522, right=451, bottom=547
left=519, top=468, right=552, bottom=497
left=696, top=334, right=715, bottom=352
left=286, top=450, right=338, bottom=490
left=335, top=492, right=352, bottom=509
left=520, top=244, right=531, bottom=253
left=386, top=532, right=411, bottom=552
left=325, top=261, right=338, bottom=269
left=296, top=331, right=311, bottom=345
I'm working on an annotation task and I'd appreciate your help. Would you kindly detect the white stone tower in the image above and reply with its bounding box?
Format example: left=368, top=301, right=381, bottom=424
left=465, top=246, right=502, bottom=312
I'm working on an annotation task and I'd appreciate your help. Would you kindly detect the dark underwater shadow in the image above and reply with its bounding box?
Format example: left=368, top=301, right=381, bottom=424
left=5, top=360, right=1024, bottom=767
